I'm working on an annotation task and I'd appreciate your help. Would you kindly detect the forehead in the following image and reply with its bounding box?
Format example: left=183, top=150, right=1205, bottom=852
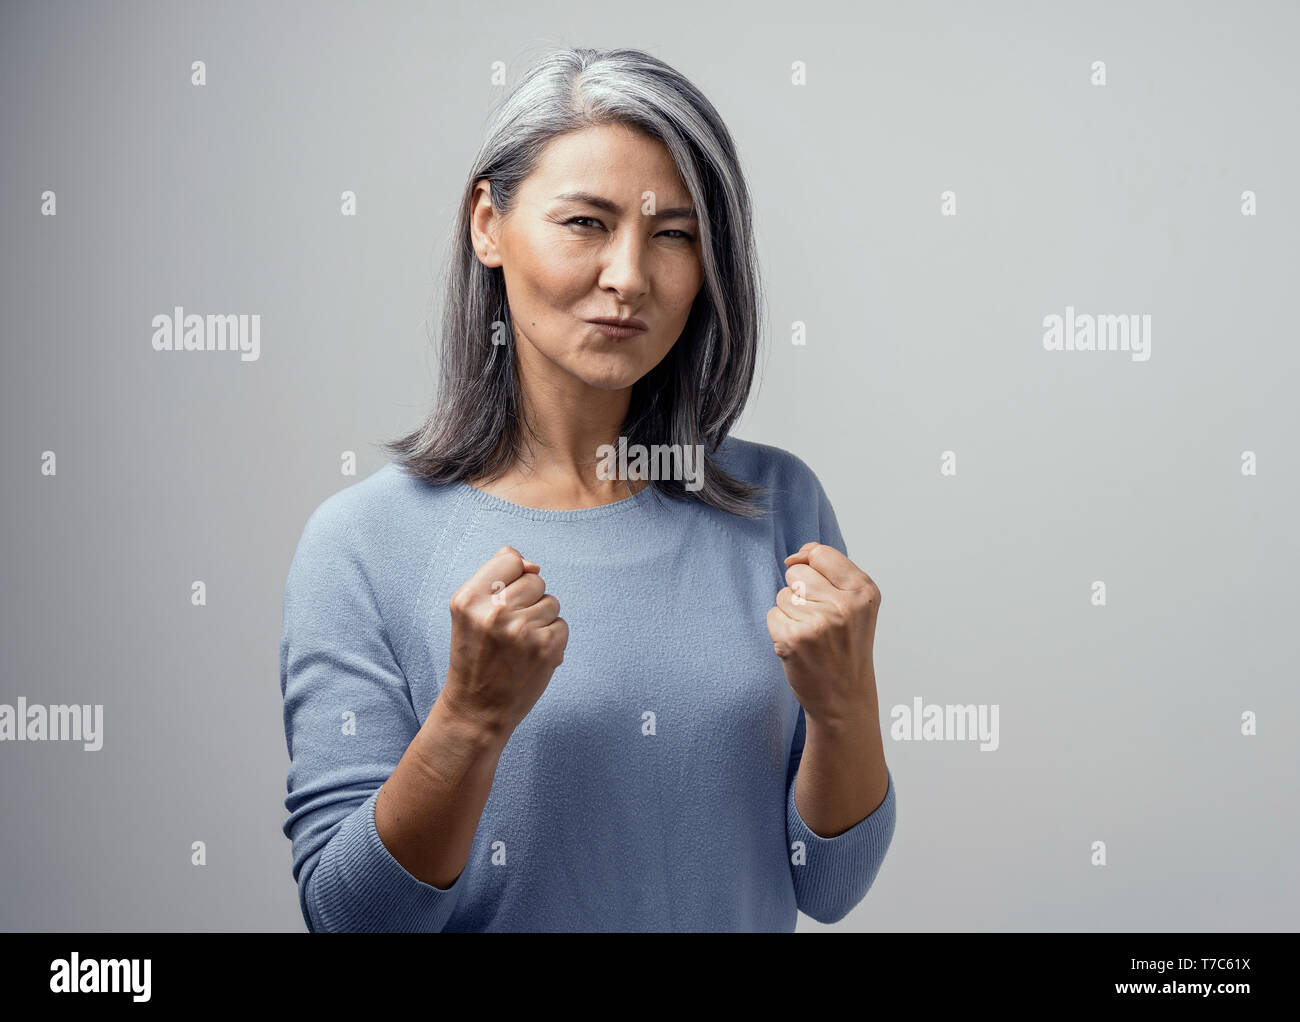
left=525, top=124, right=688, bottom=199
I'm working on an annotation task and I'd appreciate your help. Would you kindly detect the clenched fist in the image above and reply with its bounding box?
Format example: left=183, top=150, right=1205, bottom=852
left=440, top=545, right=568, bottom=736
left=766, top=541, right=882, bottom=723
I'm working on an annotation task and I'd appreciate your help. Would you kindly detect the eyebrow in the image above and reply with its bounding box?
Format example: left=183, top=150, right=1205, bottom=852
left=552, top=191, right=698, bottom=221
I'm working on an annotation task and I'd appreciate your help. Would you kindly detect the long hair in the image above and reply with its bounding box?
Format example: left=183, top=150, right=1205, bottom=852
left=383, top=46, right=769, bottom=518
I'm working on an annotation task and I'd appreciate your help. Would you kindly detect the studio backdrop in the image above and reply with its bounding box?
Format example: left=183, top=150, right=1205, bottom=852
left=1, top=0, right=1295, bottom=931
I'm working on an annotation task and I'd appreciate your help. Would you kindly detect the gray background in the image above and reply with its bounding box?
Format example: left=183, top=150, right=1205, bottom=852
left=1, top=0, right=1296, bottom=931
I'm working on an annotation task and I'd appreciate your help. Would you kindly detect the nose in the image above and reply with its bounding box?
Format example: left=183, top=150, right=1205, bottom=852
left=597, top=227, right=650, bottom=303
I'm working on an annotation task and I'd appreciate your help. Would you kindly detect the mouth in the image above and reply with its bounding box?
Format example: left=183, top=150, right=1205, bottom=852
left=585, top=316, right=648, bottom=339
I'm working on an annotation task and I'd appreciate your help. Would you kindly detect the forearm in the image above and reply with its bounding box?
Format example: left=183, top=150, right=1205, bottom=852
left=795, top=698, right=890, bottom=838
left=374, top=692, right=511, bottom=889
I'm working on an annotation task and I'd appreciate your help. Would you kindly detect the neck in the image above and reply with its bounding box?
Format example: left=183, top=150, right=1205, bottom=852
left=471, top=342, right=644, bottom=506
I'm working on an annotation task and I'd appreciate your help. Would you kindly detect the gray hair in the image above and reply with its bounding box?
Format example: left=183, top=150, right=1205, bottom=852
left=383, top=46, right=769, bottom=518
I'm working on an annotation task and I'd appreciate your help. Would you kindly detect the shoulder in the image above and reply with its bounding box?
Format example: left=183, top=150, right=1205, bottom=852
left=289, top=461, right=459, bottom=568
left=712, top=434, right=827, bottom=501
left=711, top=434, right=846, bottom=554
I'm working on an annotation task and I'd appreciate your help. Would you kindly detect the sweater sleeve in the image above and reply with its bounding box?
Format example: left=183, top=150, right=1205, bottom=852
left=279, top=506, right=468, bottom=932
left=786, top=710, right=897, bottom=923
left=783, top=458, right=897, bottom=924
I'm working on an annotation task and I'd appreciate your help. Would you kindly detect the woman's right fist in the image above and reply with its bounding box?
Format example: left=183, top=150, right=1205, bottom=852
left=440, top=545, right=568, bottom=736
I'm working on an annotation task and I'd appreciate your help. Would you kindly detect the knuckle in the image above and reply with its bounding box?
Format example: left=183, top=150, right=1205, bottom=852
left=542, top=635, right=563, bottom=664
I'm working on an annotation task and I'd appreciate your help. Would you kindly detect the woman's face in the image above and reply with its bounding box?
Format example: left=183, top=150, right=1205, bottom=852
left=471, top=122, right=705, bottom=393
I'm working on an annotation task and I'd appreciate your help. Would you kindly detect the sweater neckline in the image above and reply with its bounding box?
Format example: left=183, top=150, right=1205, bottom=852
left=454, top=478, right=659, bottom=522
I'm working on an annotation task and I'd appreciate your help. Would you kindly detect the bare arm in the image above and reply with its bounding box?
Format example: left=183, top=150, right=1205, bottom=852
left=374, top=688, right=512, bottom=889
left=373, top=541, right=566, bottom=890
left=772, top=541, right=891, bottom=837
left=796, top=702, right=890, bottom=837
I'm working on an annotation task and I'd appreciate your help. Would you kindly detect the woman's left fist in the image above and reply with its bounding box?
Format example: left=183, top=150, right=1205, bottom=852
left=765, top=541, right=881, bottom=722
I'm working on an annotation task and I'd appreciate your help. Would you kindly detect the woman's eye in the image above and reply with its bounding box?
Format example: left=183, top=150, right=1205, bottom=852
left=562, top=217, right=693, bottom=242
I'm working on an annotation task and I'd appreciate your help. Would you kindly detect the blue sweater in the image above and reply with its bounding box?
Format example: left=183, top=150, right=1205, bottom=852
left=279, top=436, right=896, bottom=931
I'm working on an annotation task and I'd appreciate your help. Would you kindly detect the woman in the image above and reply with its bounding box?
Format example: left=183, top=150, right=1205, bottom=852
left=280, top=46, right=895, bottom=932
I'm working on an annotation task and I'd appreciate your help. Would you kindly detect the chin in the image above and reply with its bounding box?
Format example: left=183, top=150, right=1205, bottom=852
left=568, top=356, right=656, bottom=391
left=576, top=370, right=644, bottom=391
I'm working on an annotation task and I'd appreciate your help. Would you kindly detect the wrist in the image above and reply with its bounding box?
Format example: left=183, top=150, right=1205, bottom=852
left=804, top=697, right=880, bottom=737
left=429, top=685, right=513, bottom=749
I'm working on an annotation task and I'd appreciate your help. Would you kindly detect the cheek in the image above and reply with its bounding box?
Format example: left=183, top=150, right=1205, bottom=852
left=519, top=237, right=593, bottom=309
left=665, top=273, right=707, bottom=321
left=666, top=258, right=704, bottom=313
